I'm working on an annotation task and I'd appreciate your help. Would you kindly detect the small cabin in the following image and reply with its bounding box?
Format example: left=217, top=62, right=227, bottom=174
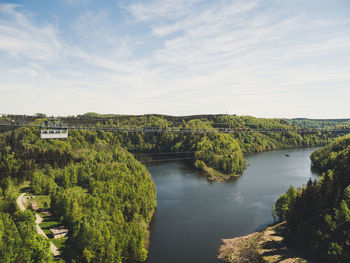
left=49, top=227, right=68, bottom=239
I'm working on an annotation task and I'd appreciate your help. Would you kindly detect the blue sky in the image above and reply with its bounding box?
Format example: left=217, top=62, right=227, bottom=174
left=0, top=0, right=349, bottom=118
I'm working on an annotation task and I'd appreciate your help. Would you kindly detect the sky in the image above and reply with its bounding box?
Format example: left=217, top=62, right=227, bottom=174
left=0, top=0, right=349, bottom=118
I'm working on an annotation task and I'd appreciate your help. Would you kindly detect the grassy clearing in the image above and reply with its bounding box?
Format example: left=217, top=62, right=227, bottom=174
left=17, top=180, right=31, bottom=192
left=40, top=213, right=67, bottom=253
left=30, top=194, right=51, bottom=208
left=39, top=213, right=61, bottom=237
left=24, top=193, right=50, bottom=211
left=16, top=181, right=67, bottom=253
left=52, top=237, right=67, bottom=251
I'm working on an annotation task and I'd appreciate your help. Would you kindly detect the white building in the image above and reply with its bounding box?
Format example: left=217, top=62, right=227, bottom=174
left=49, top=227, right=68, bottom=239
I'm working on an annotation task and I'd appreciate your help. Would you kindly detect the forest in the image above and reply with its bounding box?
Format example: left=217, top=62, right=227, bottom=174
left=0, top=113, right=347, bottom=262
left=274, top=134, right=350, bottom=262
left=0, top=127, right=156, bottom=262
left=50, top=113, right=342, bottom=180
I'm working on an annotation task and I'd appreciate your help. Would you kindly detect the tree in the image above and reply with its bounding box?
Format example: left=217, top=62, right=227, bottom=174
left=334, top=200, right=350, bottom=225
left=273, top=186, right=296, bottom=221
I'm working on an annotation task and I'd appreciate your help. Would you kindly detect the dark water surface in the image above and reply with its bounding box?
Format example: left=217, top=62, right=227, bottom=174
left=145, top=148, right=319, bottom=263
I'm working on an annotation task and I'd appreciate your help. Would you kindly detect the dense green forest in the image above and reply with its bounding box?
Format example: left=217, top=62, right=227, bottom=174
left=0, top=113, right=347, bottom=262
left=274, top=134, right=350, bottom=262
left=0, top=128, right=156, bottom=262
left=2, top=114, right=338, bottom=182
left=50, top=114, right=340, bottom=180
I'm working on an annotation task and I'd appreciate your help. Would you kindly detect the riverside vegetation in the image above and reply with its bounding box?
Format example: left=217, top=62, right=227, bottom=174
left=49, top=113, right=341, bottom=180
left=272, top=133, right=350, bottom=262
left=0, top=114, right=348, bottom=262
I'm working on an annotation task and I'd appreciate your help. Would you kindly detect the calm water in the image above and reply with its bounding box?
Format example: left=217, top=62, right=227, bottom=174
left=145, top=148, right=319, bottom=263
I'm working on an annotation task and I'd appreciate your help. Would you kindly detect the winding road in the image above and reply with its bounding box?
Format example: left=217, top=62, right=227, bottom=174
left=16, top=193, right=60, bottom=257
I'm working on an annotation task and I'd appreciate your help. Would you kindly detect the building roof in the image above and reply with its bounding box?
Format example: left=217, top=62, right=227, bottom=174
left=50, top=227, right=68, bottom=235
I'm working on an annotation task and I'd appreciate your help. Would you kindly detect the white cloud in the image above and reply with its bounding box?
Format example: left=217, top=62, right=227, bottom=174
left=0, top=4, right=61, bottom=61
left=0, top=1, right=349, bottom=118
left=152, top=0, right=259, bottom=37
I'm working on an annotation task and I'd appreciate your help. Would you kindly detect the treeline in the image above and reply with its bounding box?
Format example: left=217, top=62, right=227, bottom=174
left=310, top=134, right=350, bottom=173
left=274, top=134, right=350, bottom=262
left=284, top=118, right=350, bottom=130
left=99, top=114, right=335, bottom=179
left=1, top=114, right=339, bottom=181
left=71, top=114, right=335, bottom=180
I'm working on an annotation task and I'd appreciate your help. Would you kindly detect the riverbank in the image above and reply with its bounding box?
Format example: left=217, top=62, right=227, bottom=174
left=194, top=145, right=321, bottom=182
left=218, top=222, right=309, bottom=263
left=194, top=160, right=241, bottom=182
left=145, top=207, right=156, bottom=249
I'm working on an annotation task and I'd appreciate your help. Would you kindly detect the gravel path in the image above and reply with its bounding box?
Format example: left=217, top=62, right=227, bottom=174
left=16, top=193, right=61, bottom=257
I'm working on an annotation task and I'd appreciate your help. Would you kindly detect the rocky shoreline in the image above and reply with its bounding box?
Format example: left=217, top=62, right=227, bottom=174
left=218, top=222, right=309, bottom=263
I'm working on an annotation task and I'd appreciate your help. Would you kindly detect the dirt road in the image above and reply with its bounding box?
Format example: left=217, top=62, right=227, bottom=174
left=16, top=193, right=61, bottom=257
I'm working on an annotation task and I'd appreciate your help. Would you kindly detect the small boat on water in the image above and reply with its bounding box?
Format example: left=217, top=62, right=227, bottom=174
left=285, top=154, right=290, bottom=157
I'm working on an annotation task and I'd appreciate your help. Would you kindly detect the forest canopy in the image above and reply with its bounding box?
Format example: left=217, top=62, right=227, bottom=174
left=0, top=128, right=156, bottom=263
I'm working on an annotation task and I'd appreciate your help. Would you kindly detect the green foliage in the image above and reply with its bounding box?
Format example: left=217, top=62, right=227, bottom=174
left=2, top=114, right=336, bottom=181
left=0, top=210, right=51, bottom=263
left=273, top=186, right=297, bottom=221
left=334, top=200, right=350, bottom=225
left=195, top=133, right=245, bottom=175
left=65, top=114, right=335, bottom=179
left=47, top=148, right=157, bottom=262
left=276, top=134, right=350, bottom=262
left=0, top=126, right=157, bottom=262
left=284, top=118, right=350, bottom=130
left=31, top=170, right=57, bottom=194
left=310, top=133, right=350, bottom=173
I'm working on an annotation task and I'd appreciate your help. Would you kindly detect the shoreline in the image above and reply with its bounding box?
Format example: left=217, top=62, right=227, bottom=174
left=145, top=207, right=156, bottom=249
left=197, top=145, right=320, bottom=182
left=140, top=145, right=321, bottom=182
left=196, top=161, right=242, bottom=182
left=217, top=222, right=309, bottom=263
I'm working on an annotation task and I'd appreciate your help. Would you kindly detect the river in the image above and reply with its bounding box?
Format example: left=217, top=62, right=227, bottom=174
left=144, top=147, right=319, bottom=263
